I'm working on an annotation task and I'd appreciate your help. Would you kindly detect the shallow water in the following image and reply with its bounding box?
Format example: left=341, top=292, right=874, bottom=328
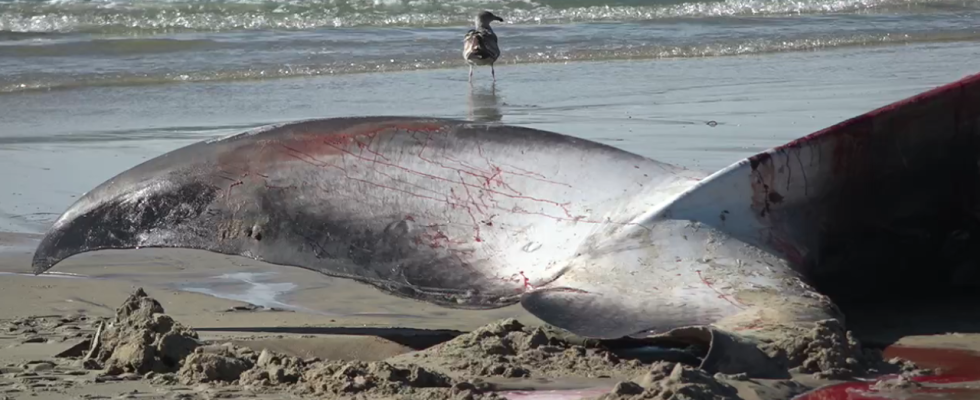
left=1, top=0, right=978, bottom=93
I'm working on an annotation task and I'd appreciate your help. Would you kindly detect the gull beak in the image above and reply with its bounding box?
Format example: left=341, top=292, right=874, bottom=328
left=495, top=16, right=504, bottom=22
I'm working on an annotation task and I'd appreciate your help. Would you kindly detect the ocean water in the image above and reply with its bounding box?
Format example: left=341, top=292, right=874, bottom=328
left=1, top=0, right=978, bottom=93
left=0, top=0, right=979, bottom=234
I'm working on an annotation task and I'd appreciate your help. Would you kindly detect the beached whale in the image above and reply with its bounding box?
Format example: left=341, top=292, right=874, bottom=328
left=30, top=72, right=980, bottom=375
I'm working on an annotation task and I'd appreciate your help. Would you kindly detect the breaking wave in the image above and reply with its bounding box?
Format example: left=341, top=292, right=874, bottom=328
left=1, top=0, right=976, bottom=34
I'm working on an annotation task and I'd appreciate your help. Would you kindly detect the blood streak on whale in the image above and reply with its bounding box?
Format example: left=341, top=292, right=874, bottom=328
left=274, top=128, right=602, bottom=232
left=212, top=120, right=551, bottom=251
left=218, top=122, right=445, bottom=182
left=696, top=270, right=744, bottom=309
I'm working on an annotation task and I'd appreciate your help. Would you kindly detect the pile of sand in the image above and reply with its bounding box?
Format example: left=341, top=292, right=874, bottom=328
left=756, top=319, right=925, bottom=379
left=87, top=288, right=201, bottom=375
left=397, top=318, right=647, bottom=379
left=175, top=344, right=491, bottom=398
left=177, top=348, right=502, bottom=399
left=592, top=361, right=741, bottom=400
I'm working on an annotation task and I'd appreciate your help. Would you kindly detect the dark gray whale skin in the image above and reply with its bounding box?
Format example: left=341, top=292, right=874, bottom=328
left=30, top=72, right=980, bottom=350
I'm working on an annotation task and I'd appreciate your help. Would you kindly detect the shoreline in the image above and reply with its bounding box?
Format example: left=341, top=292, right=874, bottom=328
left=2, top=37, right=971, bottom=97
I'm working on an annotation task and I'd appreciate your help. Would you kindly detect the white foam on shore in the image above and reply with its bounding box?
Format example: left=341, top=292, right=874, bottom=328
left=178, top=271, right=333, bottom=315
left=177, top=272, right=433, bottom=318
left=0, top=271, right=88, bottom=279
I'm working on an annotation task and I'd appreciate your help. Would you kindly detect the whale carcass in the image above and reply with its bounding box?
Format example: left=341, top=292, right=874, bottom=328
left=30, top=72, right=980, bottom=376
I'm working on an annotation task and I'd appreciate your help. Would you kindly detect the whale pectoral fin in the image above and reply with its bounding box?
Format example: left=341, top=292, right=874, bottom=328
left=520, top=287, right=726, bottom=340
left=520, top=289, right=649, bottom=339
left=521, top=289, right=803, bottom=380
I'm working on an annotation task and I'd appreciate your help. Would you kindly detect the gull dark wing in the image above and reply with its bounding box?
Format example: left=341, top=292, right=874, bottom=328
left=464, top=29, right=499, bottom=61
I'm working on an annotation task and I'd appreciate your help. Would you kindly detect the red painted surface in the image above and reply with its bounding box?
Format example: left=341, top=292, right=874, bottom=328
left=748, top=72, right=980, bottom=170
left=793, top=345, right=980, bottom=400
left=739, top=69, right=980, bottom=272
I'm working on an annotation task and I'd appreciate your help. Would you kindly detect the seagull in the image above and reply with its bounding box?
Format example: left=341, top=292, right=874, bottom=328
left=463, top=11, right=504, bottom=82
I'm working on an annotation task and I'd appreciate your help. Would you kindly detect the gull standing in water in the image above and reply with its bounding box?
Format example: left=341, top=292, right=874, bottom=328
left=463, top=11, right=504, bottom=82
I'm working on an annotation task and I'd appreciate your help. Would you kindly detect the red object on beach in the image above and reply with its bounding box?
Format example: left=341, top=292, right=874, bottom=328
left=791, top=345, right=980, bottom=400
left=501, top=70, right=980, bottom=400
left=496, top=345, right=980, bottom=400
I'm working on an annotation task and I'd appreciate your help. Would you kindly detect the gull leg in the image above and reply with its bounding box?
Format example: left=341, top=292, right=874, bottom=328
left=492, top=64, right=496, bottom=82
left=469, top=66, right=474, bottom=82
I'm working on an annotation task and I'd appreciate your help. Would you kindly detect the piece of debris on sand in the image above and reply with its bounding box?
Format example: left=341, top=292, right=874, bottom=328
left=88, top=288, right=201, bottom=375
left=393, top=318, right=647, bottom=379
left=590, top=361, right=741, bottom=400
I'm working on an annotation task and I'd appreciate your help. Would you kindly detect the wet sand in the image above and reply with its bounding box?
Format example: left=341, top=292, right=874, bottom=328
left=0, top=248, right=534, bottom=332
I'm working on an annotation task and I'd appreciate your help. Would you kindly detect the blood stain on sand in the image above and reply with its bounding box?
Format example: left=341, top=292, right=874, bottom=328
left=793, top=345, right=980, bottom=400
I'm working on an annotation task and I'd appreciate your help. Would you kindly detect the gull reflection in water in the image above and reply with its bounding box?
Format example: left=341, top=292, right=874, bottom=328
left=467, top=83, right=503, bottom=122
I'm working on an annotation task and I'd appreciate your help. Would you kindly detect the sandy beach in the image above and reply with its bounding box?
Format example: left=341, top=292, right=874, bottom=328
left=4, top=0, right=980, bottom=396
left=1, top=248, right=979, bottom=400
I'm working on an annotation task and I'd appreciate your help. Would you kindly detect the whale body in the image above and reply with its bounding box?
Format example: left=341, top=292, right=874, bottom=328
left=31, top=72, right=980, bottom=371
